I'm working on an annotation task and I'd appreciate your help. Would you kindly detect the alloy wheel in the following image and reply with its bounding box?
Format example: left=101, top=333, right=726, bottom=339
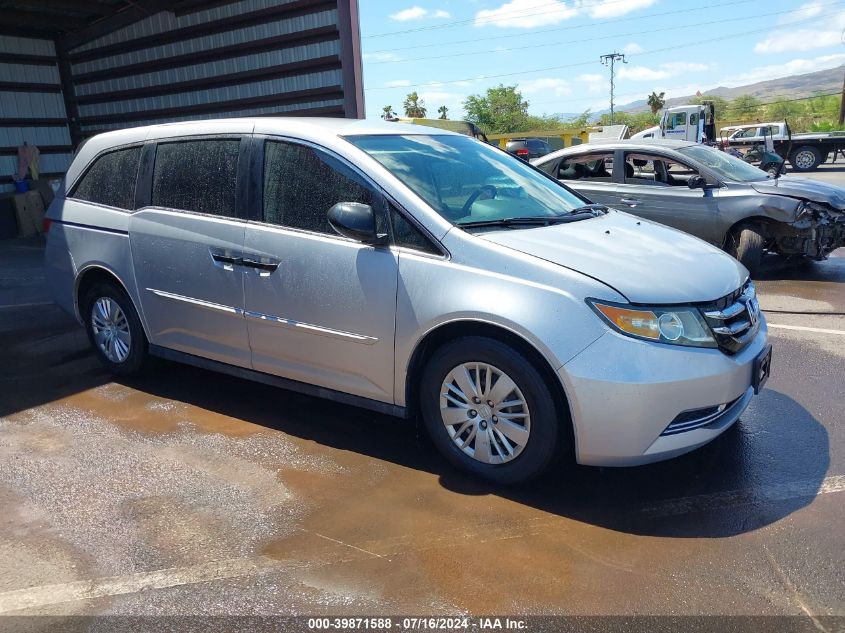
left=91, top=297, right=132, bottom=363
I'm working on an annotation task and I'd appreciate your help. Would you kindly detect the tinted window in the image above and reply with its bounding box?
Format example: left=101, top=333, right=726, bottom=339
left=151, top=139, right=240, bottom=216
left=390, top=204, right=439, bottom=254
left=71, top=146, right=141, bottom=210
left=557, top=152, right=614, bottom=181
left=263, top=140, right=379, bottom=234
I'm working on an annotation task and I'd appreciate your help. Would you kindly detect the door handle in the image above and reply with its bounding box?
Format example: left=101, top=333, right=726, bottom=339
left=620, top=198, right=641, bottom=206
left=211, top=253, right=242, bottom=265
left=242, top=258, right=279, bottom=272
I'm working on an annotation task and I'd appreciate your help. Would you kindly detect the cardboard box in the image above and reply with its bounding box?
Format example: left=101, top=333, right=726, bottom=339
left=11, top=190, right=45, bottom=237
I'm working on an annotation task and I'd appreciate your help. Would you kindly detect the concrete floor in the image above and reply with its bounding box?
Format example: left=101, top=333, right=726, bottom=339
left=0, top=197, right=844, bottom=628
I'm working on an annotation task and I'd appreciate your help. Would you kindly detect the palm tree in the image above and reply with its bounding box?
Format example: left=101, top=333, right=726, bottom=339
left=437, top=105, right=448, bottom=120
left=382, top=105, right=395, bottom=120
left=647, top=91, right=666, bottom=115
left=403, top=91, right=427, bottom=118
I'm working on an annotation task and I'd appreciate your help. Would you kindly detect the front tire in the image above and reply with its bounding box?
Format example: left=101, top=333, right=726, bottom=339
left=728, top=225, right=765, bottom=276
left=420, top=336, right=562, bottom=485
left=83, top=282, right=148, bottom=376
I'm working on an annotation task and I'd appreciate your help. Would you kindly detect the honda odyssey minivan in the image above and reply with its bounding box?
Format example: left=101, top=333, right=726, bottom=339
left=45, top=118, right=772, bottom=484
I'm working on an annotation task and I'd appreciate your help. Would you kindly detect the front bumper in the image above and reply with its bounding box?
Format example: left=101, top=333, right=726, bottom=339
left=559, top=321, right=769, bottom=467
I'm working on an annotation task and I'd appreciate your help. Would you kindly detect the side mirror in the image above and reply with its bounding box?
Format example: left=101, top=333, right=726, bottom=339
left=687, top=175, right=709, bottom=190
left=327, top=202, right=386, bottom=245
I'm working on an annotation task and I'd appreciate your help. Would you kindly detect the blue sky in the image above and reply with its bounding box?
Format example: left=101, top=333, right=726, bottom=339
left=358, top=0, right=845, bottom=120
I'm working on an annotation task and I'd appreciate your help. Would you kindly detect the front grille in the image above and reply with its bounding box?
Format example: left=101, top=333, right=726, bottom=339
left=701, top=281, right=760, bottom=354
left=661, top=396, right=742, bottom=436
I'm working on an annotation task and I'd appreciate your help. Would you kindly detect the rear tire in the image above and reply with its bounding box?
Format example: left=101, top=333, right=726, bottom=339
left=728, top=225, right=765, bottom=276
left=83, top=282, right=148, bottom=376
left=789, top=146, right=822, bottom=172
left=420, top=336, right=562, bottom=485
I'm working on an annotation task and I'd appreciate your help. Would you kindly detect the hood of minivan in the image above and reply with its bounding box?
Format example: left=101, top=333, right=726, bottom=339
left=478, top=211, right=747, bottom=304
left=751, top=176, right=845, bottom=209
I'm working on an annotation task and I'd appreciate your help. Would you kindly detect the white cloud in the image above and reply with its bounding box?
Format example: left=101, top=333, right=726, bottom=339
left=622, top=42, right=644, bottom=55
left=778, top=0, right=824, bottom=24
left=616, top=61, right=713, bottom=82
left=390, top=6, right=452, bottom=21
left=520, top=77, right=572, bottom=96
left=475, top=0, right=577, bottom=28
left=363, top=52, right=402, bottom=62
left=576, top=73, right=606, bottom=93
left=661, top=61, right=712, bottom=73
left=724, top=53, right=845, bottom=87
left=755, top=7, right=845, bottom=53
left=384, top=79, right=412, bottom=88
left=390, top=6, right=427, bottom=21
left=618, top=65, right=669, bottom=81
left=581, top=0, right=657, bottom=19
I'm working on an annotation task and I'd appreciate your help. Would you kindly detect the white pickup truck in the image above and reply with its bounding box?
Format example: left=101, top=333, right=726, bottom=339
left=722, top=121, right=845, bottom=172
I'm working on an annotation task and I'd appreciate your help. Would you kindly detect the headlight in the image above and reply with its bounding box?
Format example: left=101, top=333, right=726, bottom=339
left=587, top=299, right=717, bottom=348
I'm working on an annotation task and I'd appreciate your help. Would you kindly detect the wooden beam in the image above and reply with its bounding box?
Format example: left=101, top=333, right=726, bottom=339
left=0, top=82, right=62, bottom=94
left=55, top=38, right=83, bottom=148
left=15, top=0, right=115, bottom=16
left=337, top=0, right=363, bottom=119
left=0, top=12, right=88, bottom=32
left=0, top=145, right=73, bottom=157
left=0, top=52, right=57, bottom=67
left=0, top=118, right=68, bottom=127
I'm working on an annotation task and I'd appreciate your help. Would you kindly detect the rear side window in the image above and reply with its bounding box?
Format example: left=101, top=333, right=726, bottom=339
left=263, top=140, right=380, bottom=234
left=71, top=146, right=141, bottom=210
left=151, top=139, right=240, bottom=217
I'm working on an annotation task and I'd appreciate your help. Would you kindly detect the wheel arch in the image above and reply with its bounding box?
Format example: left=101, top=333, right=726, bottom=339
left=404, top=319, right=576, bottom=457
left=74, top=265, right=145, bottom=334
left=722, top=215, right=781, bottom=250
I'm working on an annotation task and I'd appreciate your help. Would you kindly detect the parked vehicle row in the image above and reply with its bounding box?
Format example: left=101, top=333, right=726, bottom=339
left=46, top=119, right=771, bottom=484
left=533, top=139, right=845, bottom=275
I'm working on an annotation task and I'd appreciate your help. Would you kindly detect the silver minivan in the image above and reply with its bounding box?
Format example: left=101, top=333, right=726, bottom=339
left=45, top=118, right=772, bottom=484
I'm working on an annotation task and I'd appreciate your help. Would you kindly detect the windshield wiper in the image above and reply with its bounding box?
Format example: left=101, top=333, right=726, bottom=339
left=567, top=204, right=609, bottom=215
left=458, top=207, right=607, bottom=229
left=458, top=216, right=577, bottom=228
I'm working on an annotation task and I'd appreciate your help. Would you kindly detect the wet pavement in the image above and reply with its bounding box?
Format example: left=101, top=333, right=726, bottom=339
left=0, top=234, right=843, bottom=626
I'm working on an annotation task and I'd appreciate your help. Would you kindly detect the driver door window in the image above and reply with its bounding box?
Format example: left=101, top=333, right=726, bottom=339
left=557, top=153, right=614, bottom=182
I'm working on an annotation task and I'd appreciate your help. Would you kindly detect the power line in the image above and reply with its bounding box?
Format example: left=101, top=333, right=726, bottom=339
left=364, top=9, right=842, bottom=91
left=366, top=2, right=834, bottom=66
left=365, top=0, right=761, bottom=56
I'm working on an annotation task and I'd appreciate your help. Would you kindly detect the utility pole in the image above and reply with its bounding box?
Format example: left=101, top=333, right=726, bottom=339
left=600, top=52, right=626, bottom=125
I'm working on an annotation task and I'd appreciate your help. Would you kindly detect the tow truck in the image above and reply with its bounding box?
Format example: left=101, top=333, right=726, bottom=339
left=631, top=103, right=717, bottom=143
left=723, top=121, right=845, bottom=171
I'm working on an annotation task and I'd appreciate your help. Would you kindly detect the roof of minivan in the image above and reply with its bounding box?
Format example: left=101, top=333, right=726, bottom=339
left=87, top=117, right=460, bottom=147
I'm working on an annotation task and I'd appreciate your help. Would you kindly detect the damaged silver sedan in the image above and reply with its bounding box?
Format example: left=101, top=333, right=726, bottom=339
left=533, top=139, right=845, bottom=275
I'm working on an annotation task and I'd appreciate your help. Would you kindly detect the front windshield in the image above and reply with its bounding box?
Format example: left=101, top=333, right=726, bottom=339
left=678, top=144, right=770, bottom=182
left=346, top=134, right=586, bottom=224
